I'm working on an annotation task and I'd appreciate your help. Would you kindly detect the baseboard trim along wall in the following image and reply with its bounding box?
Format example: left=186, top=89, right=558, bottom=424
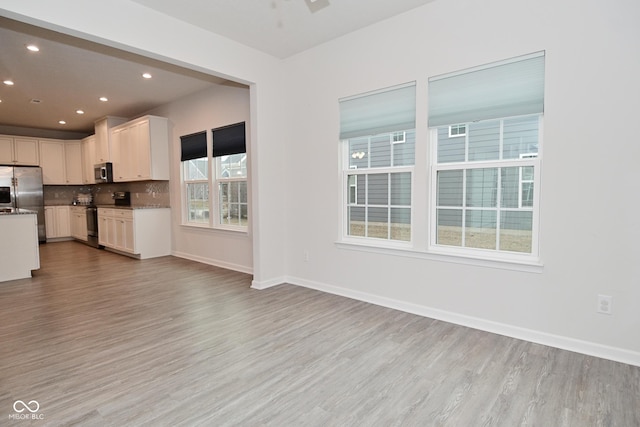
left=267, top=276, right=640, bottom=368
left=251, top=276, right=287, bottom=290
left=172, top=251, right=253, bottom=275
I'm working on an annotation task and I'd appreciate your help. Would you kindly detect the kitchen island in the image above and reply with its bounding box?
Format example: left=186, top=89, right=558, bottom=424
left=0, top=208, right=40, bottom=282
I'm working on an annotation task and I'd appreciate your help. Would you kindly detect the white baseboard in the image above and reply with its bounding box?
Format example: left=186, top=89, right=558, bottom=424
left=282, top=275, right=640, bottom=368
left=251, top=276, right=287, bottom=290
left=171, top=251, right=253, bottom=275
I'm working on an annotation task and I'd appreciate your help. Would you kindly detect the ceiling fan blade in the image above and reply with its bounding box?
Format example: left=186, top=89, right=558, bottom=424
left=304, top=0, right=330, bottom=13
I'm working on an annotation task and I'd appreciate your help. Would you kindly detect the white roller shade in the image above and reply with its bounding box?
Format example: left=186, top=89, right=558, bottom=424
left=428, top=52, right=545, bottom=127
left=340, top=82, right=416, bottom=140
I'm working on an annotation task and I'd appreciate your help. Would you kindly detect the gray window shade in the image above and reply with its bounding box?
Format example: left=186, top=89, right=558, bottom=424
left=339, top=82, right=416, bottom=140
left=212, top=122, right=246, bottom=157
left=180, top=131, right=207, bottom=161
left=428, top=51, right=545, bottom=127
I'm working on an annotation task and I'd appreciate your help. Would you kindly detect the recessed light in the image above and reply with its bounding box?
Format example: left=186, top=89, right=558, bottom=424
left=58, top=120, right=66, bottom=125
left=76, top=109, right=84, bottom=115
left=142, top=73, right=152, bottom=79
left=3, top=80, right=14, bottom=86
left=99, top=97, right=108, bottom=102
left=26, top=44, right=40, bottom=52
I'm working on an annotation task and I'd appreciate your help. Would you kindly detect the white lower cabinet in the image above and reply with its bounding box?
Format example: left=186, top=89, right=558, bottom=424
left=98, top=207, right=170, bottom=259
left=70, top=206, right=88, bottom=241
left=45, top=206, right=71, bottom=240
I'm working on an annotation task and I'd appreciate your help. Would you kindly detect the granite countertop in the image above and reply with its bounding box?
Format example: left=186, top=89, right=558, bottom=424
left=94, top=205, right=170, bottom=210
left=0, top=208, right=37, bottom=215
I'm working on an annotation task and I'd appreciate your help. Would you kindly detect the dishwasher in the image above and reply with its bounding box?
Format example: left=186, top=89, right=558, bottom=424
left=86, top=206, right=101, bottom=248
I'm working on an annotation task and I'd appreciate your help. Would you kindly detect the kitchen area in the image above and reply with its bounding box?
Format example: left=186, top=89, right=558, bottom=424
left=0, top=114, right=172, bottom=283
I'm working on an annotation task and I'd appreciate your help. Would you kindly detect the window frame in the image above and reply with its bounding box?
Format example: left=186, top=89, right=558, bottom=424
left=182, top=157, right=211, bottom=227
left=214, top=153, right=248, bottom=231
left=341, top=131, right=415, bottom=248
left=448, top=124, right=467, bottom=138
left=428, top=114, right=542, bottom=263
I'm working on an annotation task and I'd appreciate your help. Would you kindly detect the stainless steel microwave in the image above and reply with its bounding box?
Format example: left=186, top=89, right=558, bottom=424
left=94, top=162, right=113, bottom=183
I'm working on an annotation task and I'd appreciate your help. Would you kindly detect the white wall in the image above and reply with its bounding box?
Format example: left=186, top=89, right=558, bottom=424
left=2, top=0, right=639, bottom=365
left=147, top=84, right=253, bottom=273
left=280, top=0, right=640, bottom=365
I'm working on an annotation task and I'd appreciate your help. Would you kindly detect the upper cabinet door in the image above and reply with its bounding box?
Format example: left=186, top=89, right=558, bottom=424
left=39, top=140, right=66, bottom=184
left=13, top=138, right=40, bottom=165
left=0, top=136, right=39, bottom=165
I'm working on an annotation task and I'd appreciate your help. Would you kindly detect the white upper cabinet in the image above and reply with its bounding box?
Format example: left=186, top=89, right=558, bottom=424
left=0, top=136, right=40, bottom=165
left=111, top=116, right=169, bottom=182
left=64, top=141, right=83, bottom=185
left=81, top=135, right=96, bottom=184
left=94, top=116, right=127, bottom=164
left=39, top=140, right=66, bottom=184
left=40, top=140, right=83, bottom=185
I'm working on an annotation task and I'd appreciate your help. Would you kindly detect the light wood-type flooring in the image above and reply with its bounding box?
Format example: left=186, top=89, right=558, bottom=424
left=1, top=241, right=638, bottom=426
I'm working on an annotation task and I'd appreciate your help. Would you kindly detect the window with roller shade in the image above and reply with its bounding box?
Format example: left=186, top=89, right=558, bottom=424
left=340, top=82, right=416, bottom=243
left=428, top=52, right=544, bottom=260
left=212, top=122, right=247, bottom=229
left=180, top=123, right=248, bottom=230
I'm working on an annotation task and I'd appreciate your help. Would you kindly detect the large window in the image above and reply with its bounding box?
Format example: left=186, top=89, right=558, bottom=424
left=428, top=51, right=544, bottom=260
left=180, top=122, right=248, bottom=230
left=340, top=82, right=416, bottom=244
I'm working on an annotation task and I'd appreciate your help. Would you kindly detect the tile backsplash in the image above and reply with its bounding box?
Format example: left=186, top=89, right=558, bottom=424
left=44, top=181, right=170, bottom=207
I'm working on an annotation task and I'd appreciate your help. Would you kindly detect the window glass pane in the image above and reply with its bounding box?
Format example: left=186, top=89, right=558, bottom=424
left=348, top=175, right=357, bottom=204
left=367, top=174, right=388, bottom=205
left=503, top=115, right=539, bottom=159
left=468, top=120, right=500, bottom=161
left=500, top=167, right=520, bottom=208
left=348, top=206, right=365, bottom=237
left=436, top=208, right=462, bottom=246
left=390, top=172, right=411, bottom=206
left=349, top=137, right=369, bottom=169
left=217, top=153, right=246, bottom=179
left=187, top=182, right=209, bottom=223
left=390, top=208, right=411, bottom=241
left=500, top=211, right=533, bottom=252
left=370, top=134, right=391, bottom=168
left=465, top=210, right=497, bottom=249
left=437, top=127, right=465, bottom=163
left=436, top=170, right=463, bottom=207
left=356, top=175, right=366, bottom=205
left=466, top=168, right=497, bottom=207
left=184, top=158, right=208, bottom=180
left=521, top=182, right=534, bottom=207
left=393, top=130, right=415, bottom=166
left=229, top=181, right=239, bottom=202
left=219, top=182, right=229, bottom=224
left=367, top=207, right=388, bottom=239
left=239, top=181, right=248, bottom=203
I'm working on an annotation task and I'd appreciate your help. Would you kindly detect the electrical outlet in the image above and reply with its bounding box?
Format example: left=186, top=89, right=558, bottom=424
left=303, top=250, right=309, bottom=262
left=597, top=294, right=613, bottom=315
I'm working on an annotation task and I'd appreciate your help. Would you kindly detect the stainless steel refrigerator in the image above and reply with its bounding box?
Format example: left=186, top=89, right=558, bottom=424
left=0, top=165, right=45, bottom=242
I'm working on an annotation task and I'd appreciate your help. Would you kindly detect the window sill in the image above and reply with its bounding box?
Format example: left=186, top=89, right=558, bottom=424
left=181, top=223, right=249, bottom=235
left=335, top=240, right=543, bottom=273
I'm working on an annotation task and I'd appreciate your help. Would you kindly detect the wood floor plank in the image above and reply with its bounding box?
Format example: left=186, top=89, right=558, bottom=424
left=0, top=241, right=638, bottom=426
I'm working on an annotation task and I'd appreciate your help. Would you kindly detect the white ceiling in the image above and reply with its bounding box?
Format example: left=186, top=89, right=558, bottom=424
left=0, top=0, right=435, bottom=136
left=132, top=0, right=436, bottom=59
